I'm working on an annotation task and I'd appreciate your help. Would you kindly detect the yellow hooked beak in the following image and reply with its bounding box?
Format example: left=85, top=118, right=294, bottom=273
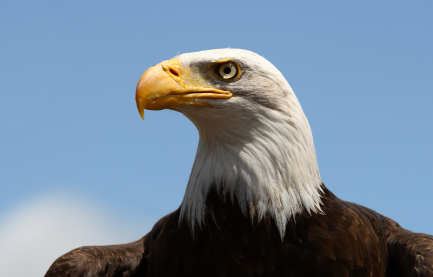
left=135, top=59, right=232, bottom=119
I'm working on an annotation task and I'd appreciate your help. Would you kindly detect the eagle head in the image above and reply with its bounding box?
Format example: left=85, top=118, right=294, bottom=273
left=136, top=49, right=323, bottom=238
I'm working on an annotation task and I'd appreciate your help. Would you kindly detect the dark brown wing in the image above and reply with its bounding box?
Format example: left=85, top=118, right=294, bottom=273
left=387, top=228, right=433, bottom=277
left=44, top=236, right=147, bottom=277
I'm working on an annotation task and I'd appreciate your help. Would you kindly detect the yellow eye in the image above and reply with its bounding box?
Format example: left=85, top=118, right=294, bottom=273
left=217, top=62, right=238, bottom=80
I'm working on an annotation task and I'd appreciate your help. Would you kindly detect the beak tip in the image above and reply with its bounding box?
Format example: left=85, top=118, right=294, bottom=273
left=136, top=94, right=145, bottom=120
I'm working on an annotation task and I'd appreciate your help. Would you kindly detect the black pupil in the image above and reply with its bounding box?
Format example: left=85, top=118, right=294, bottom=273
left=223, top=66, right=232, bottom=75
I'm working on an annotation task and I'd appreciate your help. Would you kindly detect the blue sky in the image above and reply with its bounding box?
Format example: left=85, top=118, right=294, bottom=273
left=1, top=2, right=432, bottom=275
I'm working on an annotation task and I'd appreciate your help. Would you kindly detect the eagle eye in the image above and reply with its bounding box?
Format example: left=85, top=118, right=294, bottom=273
left=216, top=62, right=239, bottom=80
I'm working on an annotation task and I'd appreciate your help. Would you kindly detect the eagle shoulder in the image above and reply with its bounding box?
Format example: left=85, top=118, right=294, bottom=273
left=44, top=238, right=146, bottom=277
left=387, top=226, right=433, bottom=277
left=44, top=211, right=177, bottom=277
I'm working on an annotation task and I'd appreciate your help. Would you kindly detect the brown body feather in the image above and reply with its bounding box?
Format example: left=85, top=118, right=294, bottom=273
left=45, top=185, right=433, bottom=277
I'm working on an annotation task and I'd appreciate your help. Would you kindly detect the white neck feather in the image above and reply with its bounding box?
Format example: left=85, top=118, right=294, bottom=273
left=178, top=94, right=323, bottom=239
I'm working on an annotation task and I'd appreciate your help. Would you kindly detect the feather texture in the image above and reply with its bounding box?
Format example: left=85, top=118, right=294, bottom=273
left=45, top=238, right=146, bottom=277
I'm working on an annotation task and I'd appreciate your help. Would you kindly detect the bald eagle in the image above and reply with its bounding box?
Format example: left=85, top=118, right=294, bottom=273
left=45, top=49, right=433, bottom=277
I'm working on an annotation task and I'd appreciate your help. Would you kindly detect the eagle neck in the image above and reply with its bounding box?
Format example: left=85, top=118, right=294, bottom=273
left=179, top=105, right=324, bottom=239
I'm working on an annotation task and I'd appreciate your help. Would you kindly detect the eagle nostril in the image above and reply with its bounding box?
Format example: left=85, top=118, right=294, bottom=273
left=169, top=68, right=180, bottom=77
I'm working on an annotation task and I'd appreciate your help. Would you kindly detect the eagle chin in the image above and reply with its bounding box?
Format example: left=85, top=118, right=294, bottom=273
left=46, top=49, right=433, bottom=277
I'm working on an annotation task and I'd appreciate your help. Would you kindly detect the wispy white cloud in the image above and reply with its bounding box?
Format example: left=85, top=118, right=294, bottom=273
left=0, top=194, right=145, bottom=277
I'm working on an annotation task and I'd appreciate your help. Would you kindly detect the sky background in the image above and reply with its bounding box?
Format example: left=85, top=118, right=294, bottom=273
left=1, top=1, right=432, bottom=276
